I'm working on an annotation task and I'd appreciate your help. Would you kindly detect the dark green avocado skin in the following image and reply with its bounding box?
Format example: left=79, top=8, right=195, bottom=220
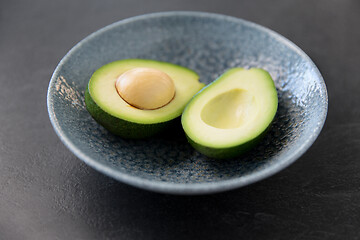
left=186, top=124, right=272, bottom=159
left=85, top=89, right=170, bottom=139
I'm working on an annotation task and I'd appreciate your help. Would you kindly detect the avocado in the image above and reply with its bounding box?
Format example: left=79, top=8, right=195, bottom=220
left=181, top=68, right=278, bottom=159
left=85, top=59, right=205, bottom=138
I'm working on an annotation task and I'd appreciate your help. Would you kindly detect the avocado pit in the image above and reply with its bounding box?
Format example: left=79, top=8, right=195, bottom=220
left=115, top=67, right=175, bottom=110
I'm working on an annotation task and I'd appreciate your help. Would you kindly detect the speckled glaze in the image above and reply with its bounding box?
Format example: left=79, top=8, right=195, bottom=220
left=47, top=12, right=328, bottom=194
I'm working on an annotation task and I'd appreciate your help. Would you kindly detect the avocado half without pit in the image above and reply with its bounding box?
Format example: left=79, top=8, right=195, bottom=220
left=181, top=68, right=278, bottom=159
left=85, top=59, right=205, bottom=138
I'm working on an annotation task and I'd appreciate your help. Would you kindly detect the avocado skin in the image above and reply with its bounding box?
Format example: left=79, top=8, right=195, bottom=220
left=185, top=124, right=271, bottom=159
left=85, top=89, right=170, bottom=139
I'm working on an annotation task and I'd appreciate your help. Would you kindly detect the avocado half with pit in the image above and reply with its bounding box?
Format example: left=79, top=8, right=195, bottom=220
left=181, top=68, right=278, bottom=159
left=85, top=59, right=205, bottom=138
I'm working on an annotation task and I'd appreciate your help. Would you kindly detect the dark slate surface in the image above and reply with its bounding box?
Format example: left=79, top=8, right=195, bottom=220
left=0, top=0, right=359, bottom=239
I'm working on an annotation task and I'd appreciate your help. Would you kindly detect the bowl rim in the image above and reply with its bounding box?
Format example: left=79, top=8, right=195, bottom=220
left=47, top=11, right=328, bottom=195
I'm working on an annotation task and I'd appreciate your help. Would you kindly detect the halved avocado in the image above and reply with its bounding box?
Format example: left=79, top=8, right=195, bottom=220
left=85, top=59, right=205, bottom=138
left=181, top=68, right=278, bottom=159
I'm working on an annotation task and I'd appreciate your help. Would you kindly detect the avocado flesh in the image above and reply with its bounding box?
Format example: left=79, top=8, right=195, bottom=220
left=85, top=59, right=204, bottom=138
left=181, top=68, right=278, bottom=159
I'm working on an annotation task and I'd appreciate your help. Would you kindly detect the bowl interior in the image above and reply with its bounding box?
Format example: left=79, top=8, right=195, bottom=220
left=48, top=12, right=327, bottom=194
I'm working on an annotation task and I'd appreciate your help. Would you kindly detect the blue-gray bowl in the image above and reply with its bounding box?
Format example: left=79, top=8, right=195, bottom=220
left=47, top=11, right=328, bottom=194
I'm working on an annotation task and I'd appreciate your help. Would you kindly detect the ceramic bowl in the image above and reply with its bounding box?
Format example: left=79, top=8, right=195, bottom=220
left=47, top=11, right=328, bottom=194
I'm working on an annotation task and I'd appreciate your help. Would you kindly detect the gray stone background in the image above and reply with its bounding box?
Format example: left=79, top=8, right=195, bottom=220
left=0, top=0, right=359, bottom=239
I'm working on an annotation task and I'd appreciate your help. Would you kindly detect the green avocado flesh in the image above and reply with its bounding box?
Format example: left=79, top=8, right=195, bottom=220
left=85, top=59, right=205, bottom=138
left=181, top=68, right=278, bottom=159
